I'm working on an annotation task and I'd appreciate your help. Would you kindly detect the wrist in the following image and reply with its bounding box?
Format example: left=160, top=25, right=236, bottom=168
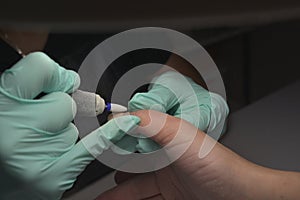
left=233, top=158, right=300, bottom=200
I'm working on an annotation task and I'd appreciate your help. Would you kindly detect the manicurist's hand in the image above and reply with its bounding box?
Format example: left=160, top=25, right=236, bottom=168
left=125, top=71, right=229, bottom=153
left=0, top=52, right=140, bottom=200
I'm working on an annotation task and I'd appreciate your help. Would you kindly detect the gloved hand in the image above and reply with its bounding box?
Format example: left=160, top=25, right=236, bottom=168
left=0, top=52, right=140, bottom=200
left=126, top=71, right=229, bottom=153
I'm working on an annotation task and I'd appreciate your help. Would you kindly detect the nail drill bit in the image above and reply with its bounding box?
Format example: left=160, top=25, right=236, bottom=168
left=72, top=90, right=127, bottom=117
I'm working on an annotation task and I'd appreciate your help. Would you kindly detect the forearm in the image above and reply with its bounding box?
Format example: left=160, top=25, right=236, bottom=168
left=231, top=156, right=300, bottom=200
left=200, top=141, right=300, bottom=200
left=250, top=167, right=300, bottom=199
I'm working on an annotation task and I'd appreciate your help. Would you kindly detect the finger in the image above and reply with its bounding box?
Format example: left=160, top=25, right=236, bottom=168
left=114, top=135, right=138, bottom=153
left=30, top=92, right=76, bottom=132
left=129, top=86, right=175, bottom=113
left=129, top=72, right=182, bottom=112
left=130, top=110, right=178, bottom=146
left=131, top=110, right=200, bottom=148
left=129, top=71, right=195, bottom=113
left=97, top=173, right=160, bottom=200
left=47, top=123, right=79, bottom=156
left=132, top=110, right=214, bottom=167
left=130, top=71, right=218, bottom=132
left=136, top=138, right=161, bottom=153
left=109, top=112, right=161, bottom=153
left=107, top=112, right=138, bottom=153
left=25, top=123, right=79, bottom=158
left=174, top=92, right=229, bottom=134
left=173, top=103, right=211, bottom=131
left=52, top=115, right=140, bottom=190
left=204, top=92, right=229, bottom=137
left=0, top=52, right=80, bottom=99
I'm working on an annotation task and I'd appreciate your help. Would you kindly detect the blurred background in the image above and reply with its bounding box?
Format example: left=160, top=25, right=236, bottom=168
left=1, top=0, right=300, bottom=198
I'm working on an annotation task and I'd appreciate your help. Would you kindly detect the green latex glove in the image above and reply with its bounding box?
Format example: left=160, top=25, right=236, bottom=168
left=128, top=71, right=229, bottom=153
left=0, top=52, right=140, bottom=200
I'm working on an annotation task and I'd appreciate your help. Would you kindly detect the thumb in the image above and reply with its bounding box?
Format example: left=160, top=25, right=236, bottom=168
left=131, top=110, right=207, bottom=166
left=131, top=110, right=198, bottom=147
left=52, top=115, right=140, bottom=191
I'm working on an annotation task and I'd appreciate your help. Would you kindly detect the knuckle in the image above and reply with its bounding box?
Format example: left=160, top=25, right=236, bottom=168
left=26, top=52, right=56, bottom=76
left=26, top=52, right=52, bottom=66
left=27, top=51, right=48, bottom=58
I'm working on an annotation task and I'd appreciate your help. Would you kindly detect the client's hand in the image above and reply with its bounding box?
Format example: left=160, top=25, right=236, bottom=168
left=97, top=110, right=300, bottom=200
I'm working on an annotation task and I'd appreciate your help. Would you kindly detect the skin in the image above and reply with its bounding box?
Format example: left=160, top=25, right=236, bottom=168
left=98, top=110, right=300, bottom=200
left=0, top=28, right=48, bottom=55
